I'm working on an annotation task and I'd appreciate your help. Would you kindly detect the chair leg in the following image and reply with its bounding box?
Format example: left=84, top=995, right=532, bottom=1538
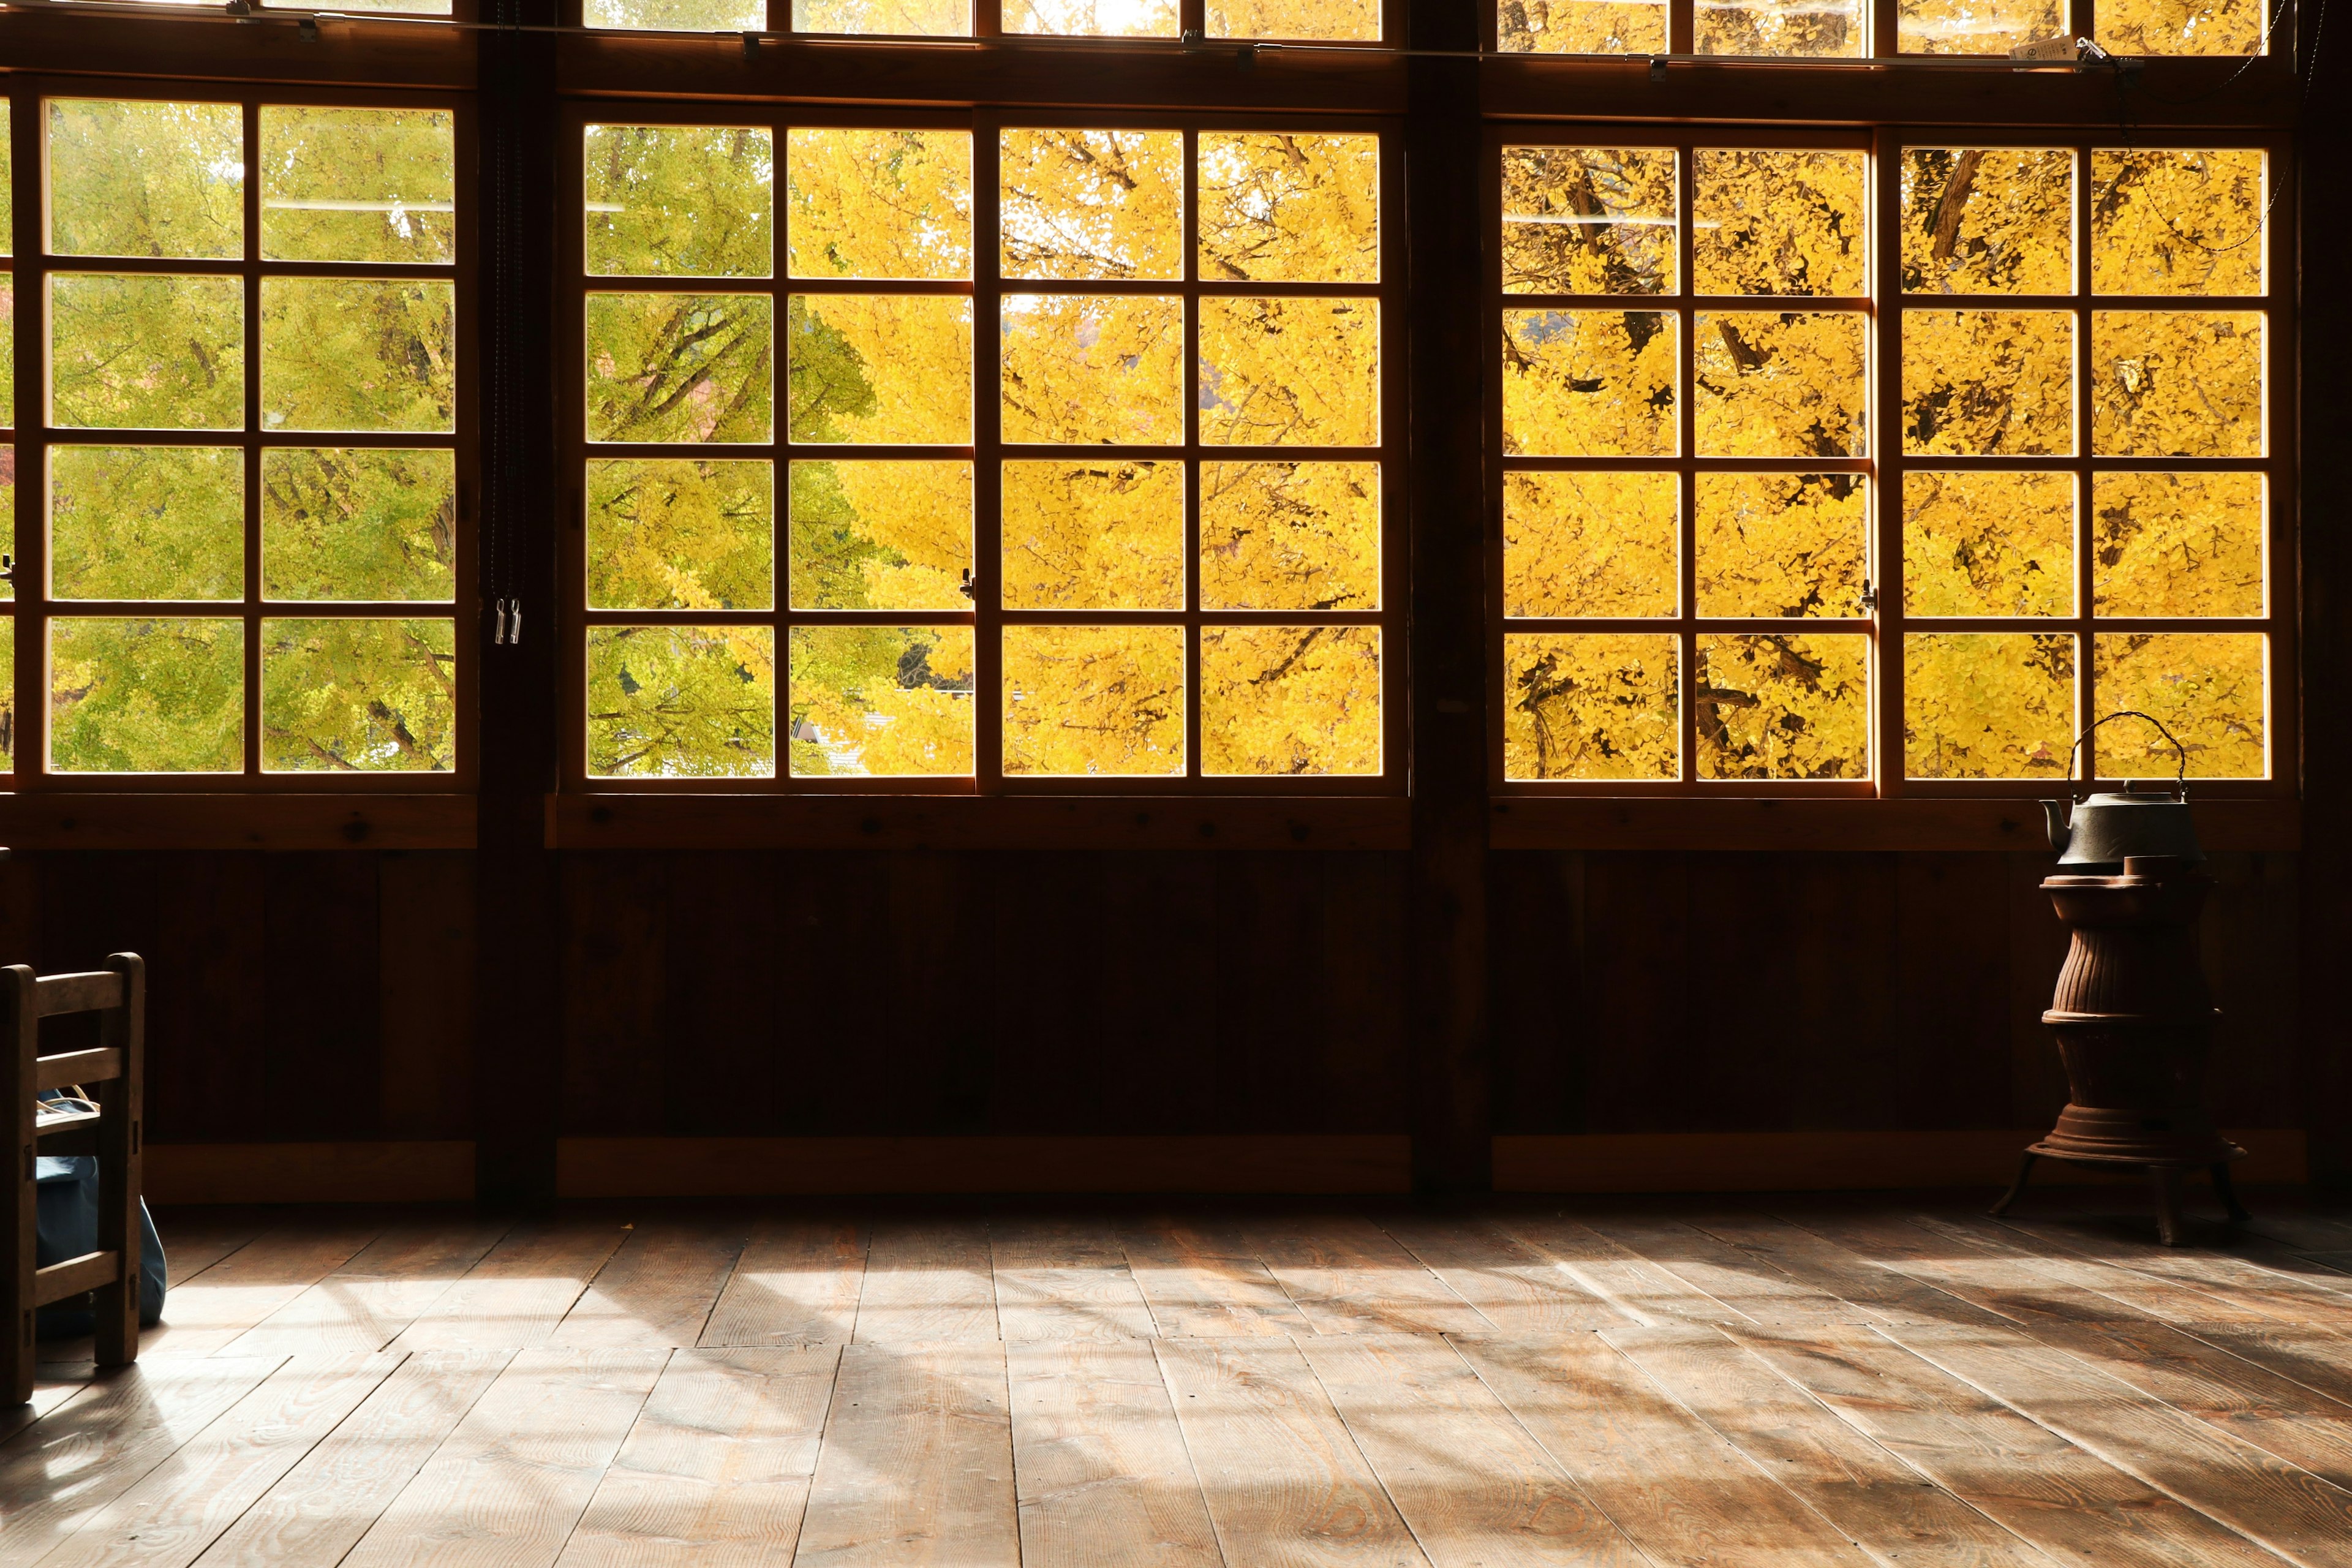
left=1988, top=1152, right=2039, bottom=1218
left=2150, top=1166, right=2190, bottom=1247
left=2211, top=1161, right=2253, bottom=1224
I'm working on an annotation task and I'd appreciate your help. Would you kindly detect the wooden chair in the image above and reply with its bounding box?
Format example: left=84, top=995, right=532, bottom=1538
left=0, top=956, right=145, bottom=1404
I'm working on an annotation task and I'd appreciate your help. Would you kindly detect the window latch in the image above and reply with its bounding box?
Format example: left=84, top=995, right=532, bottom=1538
left=958, top=568, right=976, bottom=602
left=1859, top=580, right=1879, bottom=614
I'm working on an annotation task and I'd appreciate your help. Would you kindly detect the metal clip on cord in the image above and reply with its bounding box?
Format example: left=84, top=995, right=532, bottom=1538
left=494, top=598, right=522, bottom=646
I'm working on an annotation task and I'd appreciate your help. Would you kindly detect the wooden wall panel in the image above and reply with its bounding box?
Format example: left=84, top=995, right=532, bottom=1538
left=379, top=852, right=477, bottom=1141
left=263, top=853, right=383, bottom=1140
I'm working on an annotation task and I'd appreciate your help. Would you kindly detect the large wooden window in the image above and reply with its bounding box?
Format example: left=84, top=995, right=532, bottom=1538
left=582, top=0, right=1382, bottom=40
left=1495, top=0, right=2273, bottom=55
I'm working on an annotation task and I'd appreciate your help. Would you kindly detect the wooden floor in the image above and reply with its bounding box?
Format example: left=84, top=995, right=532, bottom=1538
left=11, top=1195, right=2352, bottom=1566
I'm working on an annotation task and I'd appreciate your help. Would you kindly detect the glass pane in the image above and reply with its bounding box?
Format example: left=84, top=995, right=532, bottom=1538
left=0, top=622, right=12, bottom=769
left=1692, top=149, right=1866, bottom=297
left=264, top=449, right=457, bottom=603
left=1502, top=311, right=1676, bottom=456
left=790, top=295, right=971, bottom=445
left=790, top=625, right=975, bottom=775
left=1200, top=459, right=1380, bottom=612
left=2100, top=0, right=2264, bottom=53
left=2092, top=632, right=2265, bottom=777
left=1001, top=129, right=1183, bottom=282
left=1497, top=0, right=1667, bottom=51
left=2091, top=311, right=2261, bottom=457
left=1699, top=0, right=1863, bottom=56
left=1905, top=632, right=2075, bottom=778
left=1695, top=473, right=1867, bottom=618
left=48, top=99, right=242, bottom=260
left=51, top=275, right=244, bottom=431
left=262, top=618, right=456, bottom=772
left=1001, top=458, right=1183, bottom=609
left=1500, top=146, right=1676, bottom=295
left=586, top=0, right=765, bottom=26
left=1207, top=0, right=1378, bottom=37
left=1199, top=298, right=1378, bottom=448
left=587, top=624, right=776, bottom=777
left=1502, top=470, right=1675, bottom=617
left=1694, top=311, right=1867, bottom=457
left=1006, top=0, right=1178, bottom=32
left=1003, top=295, right=1185, bottom=446
left=1694, top=632, right=1869, bottom=779
left=786, top=129, right=972, bottom=281
left=793, top=0, right=971, bottom=31
left=50, top=617, right=243, bottom=773
left=0, top=448, right=12, bottom=603
left=50, top=445, right=242, bottom=601
left=588, top=292, right=774, bottom=444
left=1901, top=309, right=2074, bottom=455
left=0, top=127, right=11, bottom=258
left=1903, top=470, right=2073, bottom=616
left=1202, top=625, right=1380, bottom=775
left=1899, top=0, right=2062, bottom=52
left=1502, top=631, right=1678, bottom=780
left=2092, top=150, right=2264, bottom=294
left=262, top=279, right=457, bottom=434
left=1900, top=148, right=2073, bottom=295
left=1002, top=624, right=1185, bottom=775
left=586, top=124, right=774, bottom=278
left=587, top=457, right=773, bottom=611
left=0, top=284, right=13, bottom=428
left=1198, top=133, right=1379, bottom=284
left=2093, top=471, right=2263, bottom=616
left=791, top=460, right=971, bottom=610
left=260, top=108, right=456, bottom=265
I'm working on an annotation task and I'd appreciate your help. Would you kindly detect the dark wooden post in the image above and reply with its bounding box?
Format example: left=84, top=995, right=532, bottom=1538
left=93, top=952, right=143, bottom=1365
left=1, top=967, right=33, bottom=1404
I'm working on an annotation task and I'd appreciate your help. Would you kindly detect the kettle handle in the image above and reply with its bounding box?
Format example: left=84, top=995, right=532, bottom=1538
left=2064, top=710, right=2190, bottom=800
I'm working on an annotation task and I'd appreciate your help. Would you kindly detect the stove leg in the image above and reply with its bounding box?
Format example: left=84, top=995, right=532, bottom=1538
left=2150, top=1166, right=2189, bottom=1246
left=1989, top=1152, right=2038, bottom=1218
left=2210, top=1162, right=2252, bottom=1224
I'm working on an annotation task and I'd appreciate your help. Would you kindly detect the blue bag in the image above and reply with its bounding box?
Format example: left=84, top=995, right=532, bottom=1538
left=32, top=1092, right=167, bottom=1337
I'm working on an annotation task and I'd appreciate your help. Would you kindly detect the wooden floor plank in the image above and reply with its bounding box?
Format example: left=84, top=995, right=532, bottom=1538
left=1771, top=1209, right=2173, bottom=1330
left=1578, top=1210, right=1877, bottom=1328
left=700, top=1218, right=867, bottom=1349
left=151, top=1213, right=275, bottom=1289
left=552, top=1219, right=748, bottom=1349
left=1680, top=1210, right=2015, bottom=1330
left=137, top=1219, right=389, bottom=1357
left=555, top=1346, right=839, bottom=1567
left=1373, top=1213, right=1637, bottom=1332
left=1300, top=1333, right=1651, bottom=1568
left=991, top=1217, right=1157, bottom=1343
left=1155, top=1337, right=1430, bottom=1568
left=1984, top=1210, right=2352, bottom=1336
left=1906, top=1214, right=2275, bottom=1329
left=0, top=1371, right=104, bottom=1447
left=391, top=1218, right=633, bottom=1351
left=336, top=1349, right=667, bottom=1568
left=1241, top=1214, right=1494, bottom=1338
left=189, top=1349, right=513, bottom=1568
left=1454, top=1332, right=1881, bottom=1568
left=2191, top=1325, right=2352, bottom=1408
left=1598, top=1324, right=2055, bottom=1567
left=1120, top=1218, right=1317, bottom=1339
left=1490, top=1213, right=1752, bottom=1327
left=851, top=1220, right=999, bottom=1343
left=1006, top=1339, right=1221, bottom=1568
left=793, top=1339, right=1019, bottom=1568
left=219, top=1217, right=515, bottom=1358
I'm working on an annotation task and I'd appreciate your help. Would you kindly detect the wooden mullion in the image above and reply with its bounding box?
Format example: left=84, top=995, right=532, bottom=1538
left=1183, top=126, right=1201, bottom=782
left=10, top=92, right=40, bottom=788
left=1676, top=138, right=1698, bottom=785
left=243, top=99, right=263, bottom=779
left=2073, top=142, right=2097, bottom=783
left=973, top=109, right=1004, bottom=794
left=1873, top=127, right=1903, bottom=796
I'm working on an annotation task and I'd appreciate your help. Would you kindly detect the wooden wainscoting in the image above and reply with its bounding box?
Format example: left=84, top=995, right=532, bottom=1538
left=146, top=1142, right=478, bottom=1204
left=1494, top=1131, right=2309, bottom=1193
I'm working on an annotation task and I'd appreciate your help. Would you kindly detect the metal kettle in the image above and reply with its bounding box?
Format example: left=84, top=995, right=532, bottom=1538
left=2041, top=711, right=2203, bottom=870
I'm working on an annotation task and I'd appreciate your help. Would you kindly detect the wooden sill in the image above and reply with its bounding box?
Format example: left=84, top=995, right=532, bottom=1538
left=547, top=792, right=1412, bottom=851
left=1490, top=796, right=2302, bottom=853
left=0, top=793, right=477, bottom=851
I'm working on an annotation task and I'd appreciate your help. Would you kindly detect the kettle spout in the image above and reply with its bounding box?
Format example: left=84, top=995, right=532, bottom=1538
left=2041, top=799, right=2071, bottom=854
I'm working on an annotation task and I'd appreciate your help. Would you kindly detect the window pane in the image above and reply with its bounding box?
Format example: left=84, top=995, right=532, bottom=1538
left=1900, top=148, right=2073, bottom=295
left=261, top=108, right=456, bottom=265
left=50, top=445, right=242, bottom=601
left=1202, top=626, right=1379, bottom=775
left=790, top=459, right=971, bottom=611
left=2091, top=311, right=2261, bottom=456
left=1905, top=632, right=2074, bottom=778
left=1903, top=470, right=2073, bottom=616
left=1198, top=133, right=1379, bottom=284
left=786, top=129, right=971, bottom=281
left=1694, top=632, right=1869, bottom=779
left=0, top=284, right=14, bottom=428
left=1503, top=470, right=1675, bottom=617
left=262, top=618, right=455, bottom=771
left=0, top=450, right=12, bottom=603
left=1201, top=460, right=1380, bottom=612
left=1898, top=0, right=2061, bottom=52
left=1199, top=298, right=1378, bottom=448
left=2092, top=150, right=2264, bottom=294
left=586, top=0, right=764, bottom=27
left=790, top=625, right=974, bottom=776
left=1003, top=295, right=1185, bottom=446
left=1001, top=458, right=1183, bottom=609
left=263, top=449, right=456, bottom=603
left=588, top=457, right=774, bottom=611
left=587, top=624, right=776, bottom=777
left=1693, top=149, right=1866, bottom=298
left=0, top=128, right=11, bottom=258
left=1502, top=311, right=1676, bottom=457
left=262, top=279, right=457, bottom=434
left=0, top=622, right=12, bottom=769
left=51, top=275, right=244, bottom=431
left=1498, top=0, right=1667, bottom=51
left=51, top=617, right=243, bottom=772
left=1207, top=0, right=1378, bottom=38
left=1002, top=625, right=1185, bottom=775
left=48, top=99, right=242, bottom=260
left=1501, top=146, right=1676, bottom=295
left=790, top=295, right=970, bottom=445
left=2099, top=0, right=2264, bottom=54
left=1700, top=0, right=1862, bottom=56
left=2093, top=472, right=2263, bottom=616
left=793, top=0, right=970, bottom=31
left=1502, top=631, right=1678, bottom=780
left=1695, top=473, right=1867, bottom=618
left=586, top=124, right=774, bottom=279
left=1006, top=0, right=1178, bottom=32
left=1693, top=311, right=1867, bottom=457
left=589, top=292, right=774, bottom=444
left=1901, top=309, right=2073, bottom=454
left=1001, top=129, right=1183, bottom=281
left=2092, top=632, right=2264, bottom=777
